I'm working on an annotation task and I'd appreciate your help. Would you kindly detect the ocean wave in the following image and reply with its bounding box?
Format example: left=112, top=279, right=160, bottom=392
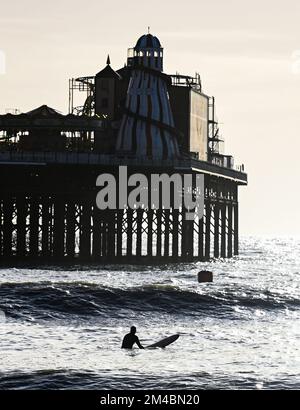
left=0, top=369, right=299, bottom=390
left=0, top=282, right=299, bottom=321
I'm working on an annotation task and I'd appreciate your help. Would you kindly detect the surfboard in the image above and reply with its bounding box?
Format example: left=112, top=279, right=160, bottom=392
left=146, top=334, right=180, bottom=349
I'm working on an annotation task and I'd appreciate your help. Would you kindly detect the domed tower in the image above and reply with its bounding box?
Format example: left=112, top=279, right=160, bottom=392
left=116, top=33, right=180, bottom=159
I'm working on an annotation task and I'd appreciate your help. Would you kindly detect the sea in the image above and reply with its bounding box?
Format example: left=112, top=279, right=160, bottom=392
left=0, top=236, right=299, bottom=390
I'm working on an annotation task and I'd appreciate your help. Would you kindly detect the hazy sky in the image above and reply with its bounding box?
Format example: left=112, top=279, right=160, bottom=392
left=0, top=0, right=299, bottom=236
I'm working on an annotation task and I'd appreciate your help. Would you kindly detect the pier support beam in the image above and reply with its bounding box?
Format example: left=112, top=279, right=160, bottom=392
left=17, top=196, right=27, bottom=257
left=126, top=209, right=133, bottom=257
left=42, top=197, right=51, bottom=258
left=227, top=203, right=233, bottom=258
left=29, top=197, right=39, bottom=257
left=164, top=209, right=170, bottom=257
left=66, top=201, right=76, bottom=258
left=214, top=204, right=220, bottom=258
left=3, top=197, right=13, bottom=257
left=198, top=215, right=204, bottom=260
left=53, top=199, right=65, bottom=258
left=147, top=210, right=154, bottom=257
left=205, top=202, right=211, bottom=260
left=80, top=201, right=91, bottom=258
left=136, top=209, right=143, bottom=257
left=107, top=210, right=116, bottom=258
left=182, top=217, right=194, bottom=261
left=172, top=209, right=179, bottom=259
left=234, top=203, right=239, bottom=256
left=116, top=210, right=123, bottom=259
left=221, top=204, right=226, bottom=258
left=156, top=210, right=162, bottom=257
left=92, top=207, right=102, bottom=258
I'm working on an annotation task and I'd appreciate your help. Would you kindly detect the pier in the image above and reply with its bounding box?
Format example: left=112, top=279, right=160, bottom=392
left=0, top=33, right=247, bottom=263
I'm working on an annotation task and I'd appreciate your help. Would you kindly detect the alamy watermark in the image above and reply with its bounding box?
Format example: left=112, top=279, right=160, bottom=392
left=0, top=50, right=6, bottom=75
left=96, top=166, right=204, bottom=220
left=291, top=50, right=300, bottom=75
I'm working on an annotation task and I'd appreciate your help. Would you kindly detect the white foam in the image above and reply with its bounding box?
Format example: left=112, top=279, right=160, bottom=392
left=0, top=309, right=6, bottom=323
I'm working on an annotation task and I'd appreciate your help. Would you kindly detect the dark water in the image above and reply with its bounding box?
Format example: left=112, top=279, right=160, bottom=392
left=0, top=236, right=299, bottom=390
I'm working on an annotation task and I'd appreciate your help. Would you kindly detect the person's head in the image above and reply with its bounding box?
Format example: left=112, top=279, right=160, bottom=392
left=130, top=326, right=136, bottom=334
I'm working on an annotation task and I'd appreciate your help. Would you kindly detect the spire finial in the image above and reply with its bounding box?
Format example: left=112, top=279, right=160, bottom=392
left=106, top=55, right=111, bottom=65
left=148, top=26, right=150, bottom=34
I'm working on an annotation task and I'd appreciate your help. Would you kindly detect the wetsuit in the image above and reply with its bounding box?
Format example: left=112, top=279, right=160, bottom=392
left=121, top=333, right=144, bottom=349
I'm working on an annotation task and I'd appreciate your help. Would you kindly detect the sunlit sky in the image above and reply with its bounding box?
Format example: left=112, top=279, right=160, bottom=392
left=0, top=0, right=299, bottom=235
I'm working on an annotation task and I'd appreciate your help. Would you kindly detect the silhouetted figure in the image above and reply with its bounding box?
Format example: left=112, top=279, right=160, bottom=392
left=121, top=326, right=144, bottom=349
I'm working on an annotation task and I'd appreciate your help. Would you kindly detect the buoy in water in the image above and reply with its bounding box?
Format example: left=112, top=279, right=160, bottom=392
left=198, top=271, right=213, bottom=283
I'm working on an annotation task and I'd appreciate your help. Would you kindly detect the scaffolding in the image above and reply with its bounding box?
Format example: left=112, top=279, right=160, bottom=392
left=208, top=96, right=224, bottom=155
left=170, top=72, right=202, bottom=92
left=68, top=77, right=96, bottom=150
left=68, top=76, right=95, bottom=116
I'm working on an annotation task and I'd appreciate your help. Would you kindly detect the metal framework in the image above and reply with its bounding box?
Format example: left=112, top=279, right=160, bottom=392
left=170, top=73, right=202, bottom=92
left=68, top=77, right=95, bottom=116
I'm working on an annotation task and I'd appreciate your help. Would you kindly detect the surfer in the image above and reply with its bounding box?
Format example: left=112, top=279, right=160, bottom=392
left=121, top=326, right=144, bottom=349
